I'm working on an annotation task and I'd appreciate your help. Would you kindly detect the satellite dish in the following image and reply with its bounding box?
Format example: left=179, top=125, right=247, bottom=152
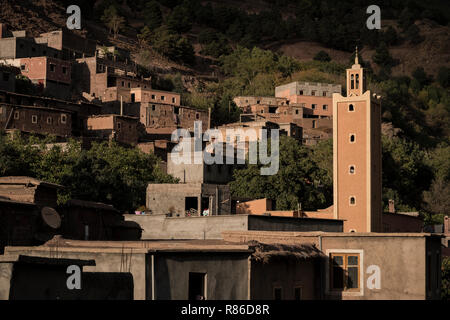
left=41, top=207, right=61, bottom=229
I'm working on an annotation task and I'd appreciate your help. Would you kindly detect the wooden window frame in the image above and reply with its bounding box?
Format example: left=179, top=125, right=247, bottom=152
left=329, top=252, right=361, bottom=293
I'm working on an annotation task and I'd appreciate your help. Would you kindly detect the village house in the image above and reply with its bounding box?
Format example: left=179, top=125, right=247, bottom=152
left=85, top=114, right=141, bottom=146
left=73, top=56, right=151, bottom=103
left=0, top=90, right=102, bottom=138
left=0, top=104, right=74, bottom=138
left=275, top=81, right=341, bottom=119
left=139, top=102, right=209, bottom=137
left=2, top=56, right=72, bottom=99
left=0, top=237, right=324, bottom=300
left=35, top=29, right=97, bottom=60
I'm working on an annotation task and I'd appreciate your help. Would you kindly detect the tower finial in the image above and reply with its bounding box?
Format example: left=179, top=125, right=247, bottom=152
left=355, top=46, right=359, bottom=65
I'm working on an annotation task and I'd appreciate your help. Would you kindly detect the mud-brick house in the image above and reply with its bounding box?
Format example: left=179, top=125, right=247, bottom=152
left=0, top=238, right=324, bottom=300
left=0, top=177, right=64, bottom=254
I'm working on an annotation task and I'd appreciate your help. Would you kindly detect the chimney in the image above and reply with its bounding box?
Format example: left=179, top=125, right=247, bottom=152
left=208, top=107, right=211, bottom=129
left=388, top=199, right=395, bottom=213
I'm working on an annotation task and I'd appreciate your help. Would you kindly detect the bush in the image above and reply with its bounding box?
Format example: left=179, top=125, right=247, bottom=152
left=313, top=50, right=331, bottom=62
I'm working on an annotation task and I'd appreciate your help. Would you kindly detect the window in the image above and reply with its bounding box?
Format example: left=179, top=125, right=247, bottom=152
left=31, top=115, right=38, bottom=124
left=273, top=287, right=282, bottom=300
left=128, top=82, right=131, bottom=88
left=49, top=64, right=56, bottom=72
left=311, top=90, right=316, bottom=96
left=294, top=287, right=302, bottom=300
left=196, top=113, right=200, bottom=120
left=351, top=74, right=354, bottom=89
left=47, top=117, right=53, bottom=124
left=349, top=104, right=354, bottom=111
left=121, top=81, right=125, bottom=87
left=117, top=122, right=121, bottom=129
left=330, top=253, right=360, bottom=291
left=349, top=196, right=356, bottom=205
left=350, top=134, right=355, bottom=143
left=312, top=104, right=316, bottom=110
left=172, top=97, right=176, bottom=103
left=295, top=109, right=299, bottom=115
left=312, top=120, right=317, bottom=129
left=189, top=273, right=206, bottom=300
left=152, top=105, right=156, bottom=111
left=349, top=165, right=355, bottom=174
left=356, top=74, right=359, bottom=89
left=257, top=100, right=260, bottom=104
left=14, top=111, right=19, bottom=120
left=299, top=90, right=303, bottom=95
left=323, top=91, right=327, bottom=97
left=323, top=105, right=328, bottom=111
left=161, top=96, right=165, bottom=101
left=151, top=94, right=155, bottom=100
left=61, top=114, right=67, bottom=124
left=62, top=66, right=67, bottom=74
left=21, top=65, right=26, bottom=71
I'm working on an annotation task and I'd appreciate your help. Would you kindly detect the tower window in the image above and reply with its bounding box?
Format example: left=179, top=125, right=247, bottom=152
left=350, top=197, right=356, bottom=205
left=349, top=104, right=354, bottom=112
left=351, top=74, right=354, bottom=89
left=349, top=166, right=355, bottom=174
left=356, top=74, right=360, bottom=89
left=350, top=134, right=355, bottom=143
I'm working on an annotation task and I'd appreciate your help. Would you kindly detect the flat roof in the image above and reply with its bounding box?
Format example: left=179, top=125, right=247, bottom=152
left=222, top=230, right=444, bottom=238
left=4, top=238, right=252, bottom=254
left=0, top=176, right=63, bottom=189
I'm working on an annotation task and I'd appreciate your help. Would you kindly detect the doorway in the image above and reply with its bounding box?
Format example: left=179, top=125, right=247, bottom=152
left=188, top=272, right=206, bottom=300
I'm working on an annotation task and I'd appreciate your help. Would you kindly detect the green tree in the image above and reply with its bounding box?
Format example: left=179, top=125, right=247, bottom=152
left=101, top=5, right=126, bottom=39
left=437, top=67, right=450, bottom=88
left=313, top=50, right=331, bottom=62
left=166, top=5, right=193, bottom=33
left=230, top=136, right=332, bottom=211
left=143, top=1, right=162, bottom=30
left=150, top=26, right=195, bottom=64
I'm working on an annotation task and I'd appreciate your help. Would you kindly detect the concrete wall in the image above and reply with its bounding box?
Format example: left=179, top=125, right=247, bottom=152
left=250, top=259, right=319, bottom=300
left=154, top=252, right=249, bottom=300
left=8, top=263, right=134, bottom=300
left=222, top=231, right=442, bottom=300
left=125, top=214, right=249, bottom=240
left=321, top=235, right=438, bottom=300
left=146, top=183, right=231, bottom=216
left=124, top=215, right=342, bottom=240
left=3, top=246, right=148, bottom=300
left=248, top=216, right=343, bottom=232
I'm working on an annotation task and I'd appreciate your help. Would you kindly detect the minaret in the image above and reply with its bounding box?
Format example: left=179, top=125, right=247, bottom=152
left=333, top=47, right=382, bottom=232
